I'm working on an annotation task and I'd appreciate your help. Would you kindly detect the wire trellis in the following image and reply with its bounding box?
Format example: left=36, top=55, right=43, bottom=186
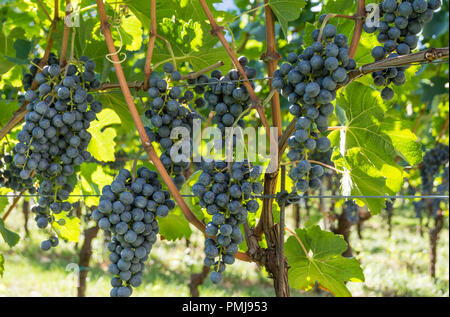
left=0, top=194, right=448, bottom=200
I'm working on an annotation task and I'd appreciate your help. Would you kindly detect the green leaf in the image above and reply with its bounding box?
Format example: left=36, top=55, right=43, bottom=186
left=0, top=219, right=20, bottom=248
left=95, top=92, right=135, bottom=134
left=151, top=18, right=231, bottom=71
left=0, top=188, right=12, bottom=216
left=329, top=82, right=423, bottom=213
left=0, top=99, right=19, bottom=127
left=126, top=0, right=232, bottom=30
left=269, top=0, right=306, bottom=37
left=87, top=108, right=121, bottom=162
left=13, top=38, right=31, bottom=60
left=51, top=215, right=81, bottom=243
left=158, top=207, right=192, bottom=241
left=119, top=14, right=143, bottom=51
left=285, top=225, right=364, bottom=297
left=77, top=163, right=114, bottom=207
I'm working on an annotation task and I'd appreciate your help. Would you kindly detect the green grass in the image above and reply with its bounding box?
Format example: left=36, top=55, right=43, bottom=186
left=0, top=204, right=448, bottom=297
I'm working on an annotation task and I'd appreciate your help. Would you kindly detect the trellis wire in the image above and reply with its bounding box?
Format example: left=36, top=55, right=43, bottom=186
left=0, top=194, right=448, bottom=200
left=4, top=57, right=449, bottom=102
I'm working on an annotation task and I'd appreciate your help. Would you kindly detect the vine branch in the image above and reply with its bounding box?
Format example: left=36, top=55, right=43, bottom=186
left=349, top=0, right=365, bottom=58
left=60, top=0, right=71, bottom=67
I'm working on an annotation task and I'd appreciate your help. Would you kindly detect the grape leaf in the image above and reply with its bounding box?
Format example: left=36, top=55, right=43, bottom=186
left=77, top=163, right=114, bottom=207
left=125, top=0, right=233, bottom=30
left=0, top=219, right=20, bottom=248
left=269, top=0, right=306, bottom=38
left=329, top=82, right=423, bottom=213
left=0, top=99, right=19, bottom=127
left=285, top=225, right=364, bottom=297
left=87, top=108, right=121, bottom=162
left=119, top=14, right=143, bottom=51
left=158, top=207, right=192, bottom=241
left=151, top=18, right=231, bottom=71
left=51, top=214, right=81, bottom=243
left=0, top=188, right=12, bottom=216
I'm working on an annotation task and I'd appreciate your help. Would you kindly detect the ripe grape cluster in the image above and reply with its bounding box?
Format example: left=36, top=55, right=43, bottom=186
left=13, top=56, right=102, bottom=248
left=93, top=167, right=175, bottom=297
left=203, top=56, right=257, bottom=139
left=420, top=143, right=449, bottom=194
left=0, top=151, right=36, bottom=193
left=364, top=0, right=442, bottom=100
left=272, top=22, right=355, bottom=193
left=414, top=144, right=449, bottom=219
left=145, top=63, right=201, bottom=189
left=22, top=53, right=60, bottom=91
left=192, top=160, right=262, bottom=284
left=343, top=200, right=359, bottom=224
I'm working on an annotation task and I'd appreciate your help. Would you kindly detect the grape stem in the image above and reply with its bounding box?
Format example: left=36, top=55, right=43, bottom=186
left=180, top=61, right=225, bottom=80
left=437, top=116, right=449, bottom=143
left=60, top=0, right=71, bottom=67
left=2, top=189, right=27, bottom=222
left=349, top=0, right=365, bottom=58
left=344, top=47, right=450, bottom=87
left=155, top=34, right=177, bottom=71
left=36, top=0, right=52, bottom=22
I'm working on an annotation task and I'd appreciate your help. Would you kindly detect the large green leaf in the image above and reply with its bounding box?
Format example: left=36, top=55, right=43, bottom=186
left=87, top=108, right=121, bottom=162
left=269, top=0, right=306, bottom=38
left=0, top=219, right=20, bottom=248
left=285, top=225, right=364, bottom=297
left=329, top=82, right=423, bottom=213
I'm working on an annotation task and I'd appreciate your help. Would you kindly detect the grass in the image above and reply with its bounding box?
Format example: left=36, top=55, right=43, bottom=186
left=0, top=203, right=448, bottom=297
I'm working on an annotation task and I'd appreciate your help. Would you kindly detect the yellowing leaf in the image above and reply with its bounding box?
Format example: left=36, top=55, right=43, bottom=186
left=52, top=214, right=80, bottom=243
left=87, top=109, right=121, bottom=162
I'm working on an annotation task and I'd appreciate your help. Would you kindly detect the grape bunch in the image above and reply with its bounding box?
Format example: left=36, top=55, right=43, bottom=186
left=343, top=200, right=359, bottom=224
left=272, top=22, right=355, bottom=193
left=364, top=0, right=442, bottom=100
left=13, top=56, right=102, bottom=248
left=0, top=151, right=36, bottom=193
left=22, top=53, right=60, bottom=91
left=192, top=160, right=263, bottom=284
left=92, top=167, right=175, bottom=297
left=420, top=143, right=449, bottom=194
left=417, top=144, right=449, bottom=218
left=145, top=63, right=201, bottom=189
left=203, top=56, right=257, bottom=139
left=186, top=74, right=209, bottom=109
